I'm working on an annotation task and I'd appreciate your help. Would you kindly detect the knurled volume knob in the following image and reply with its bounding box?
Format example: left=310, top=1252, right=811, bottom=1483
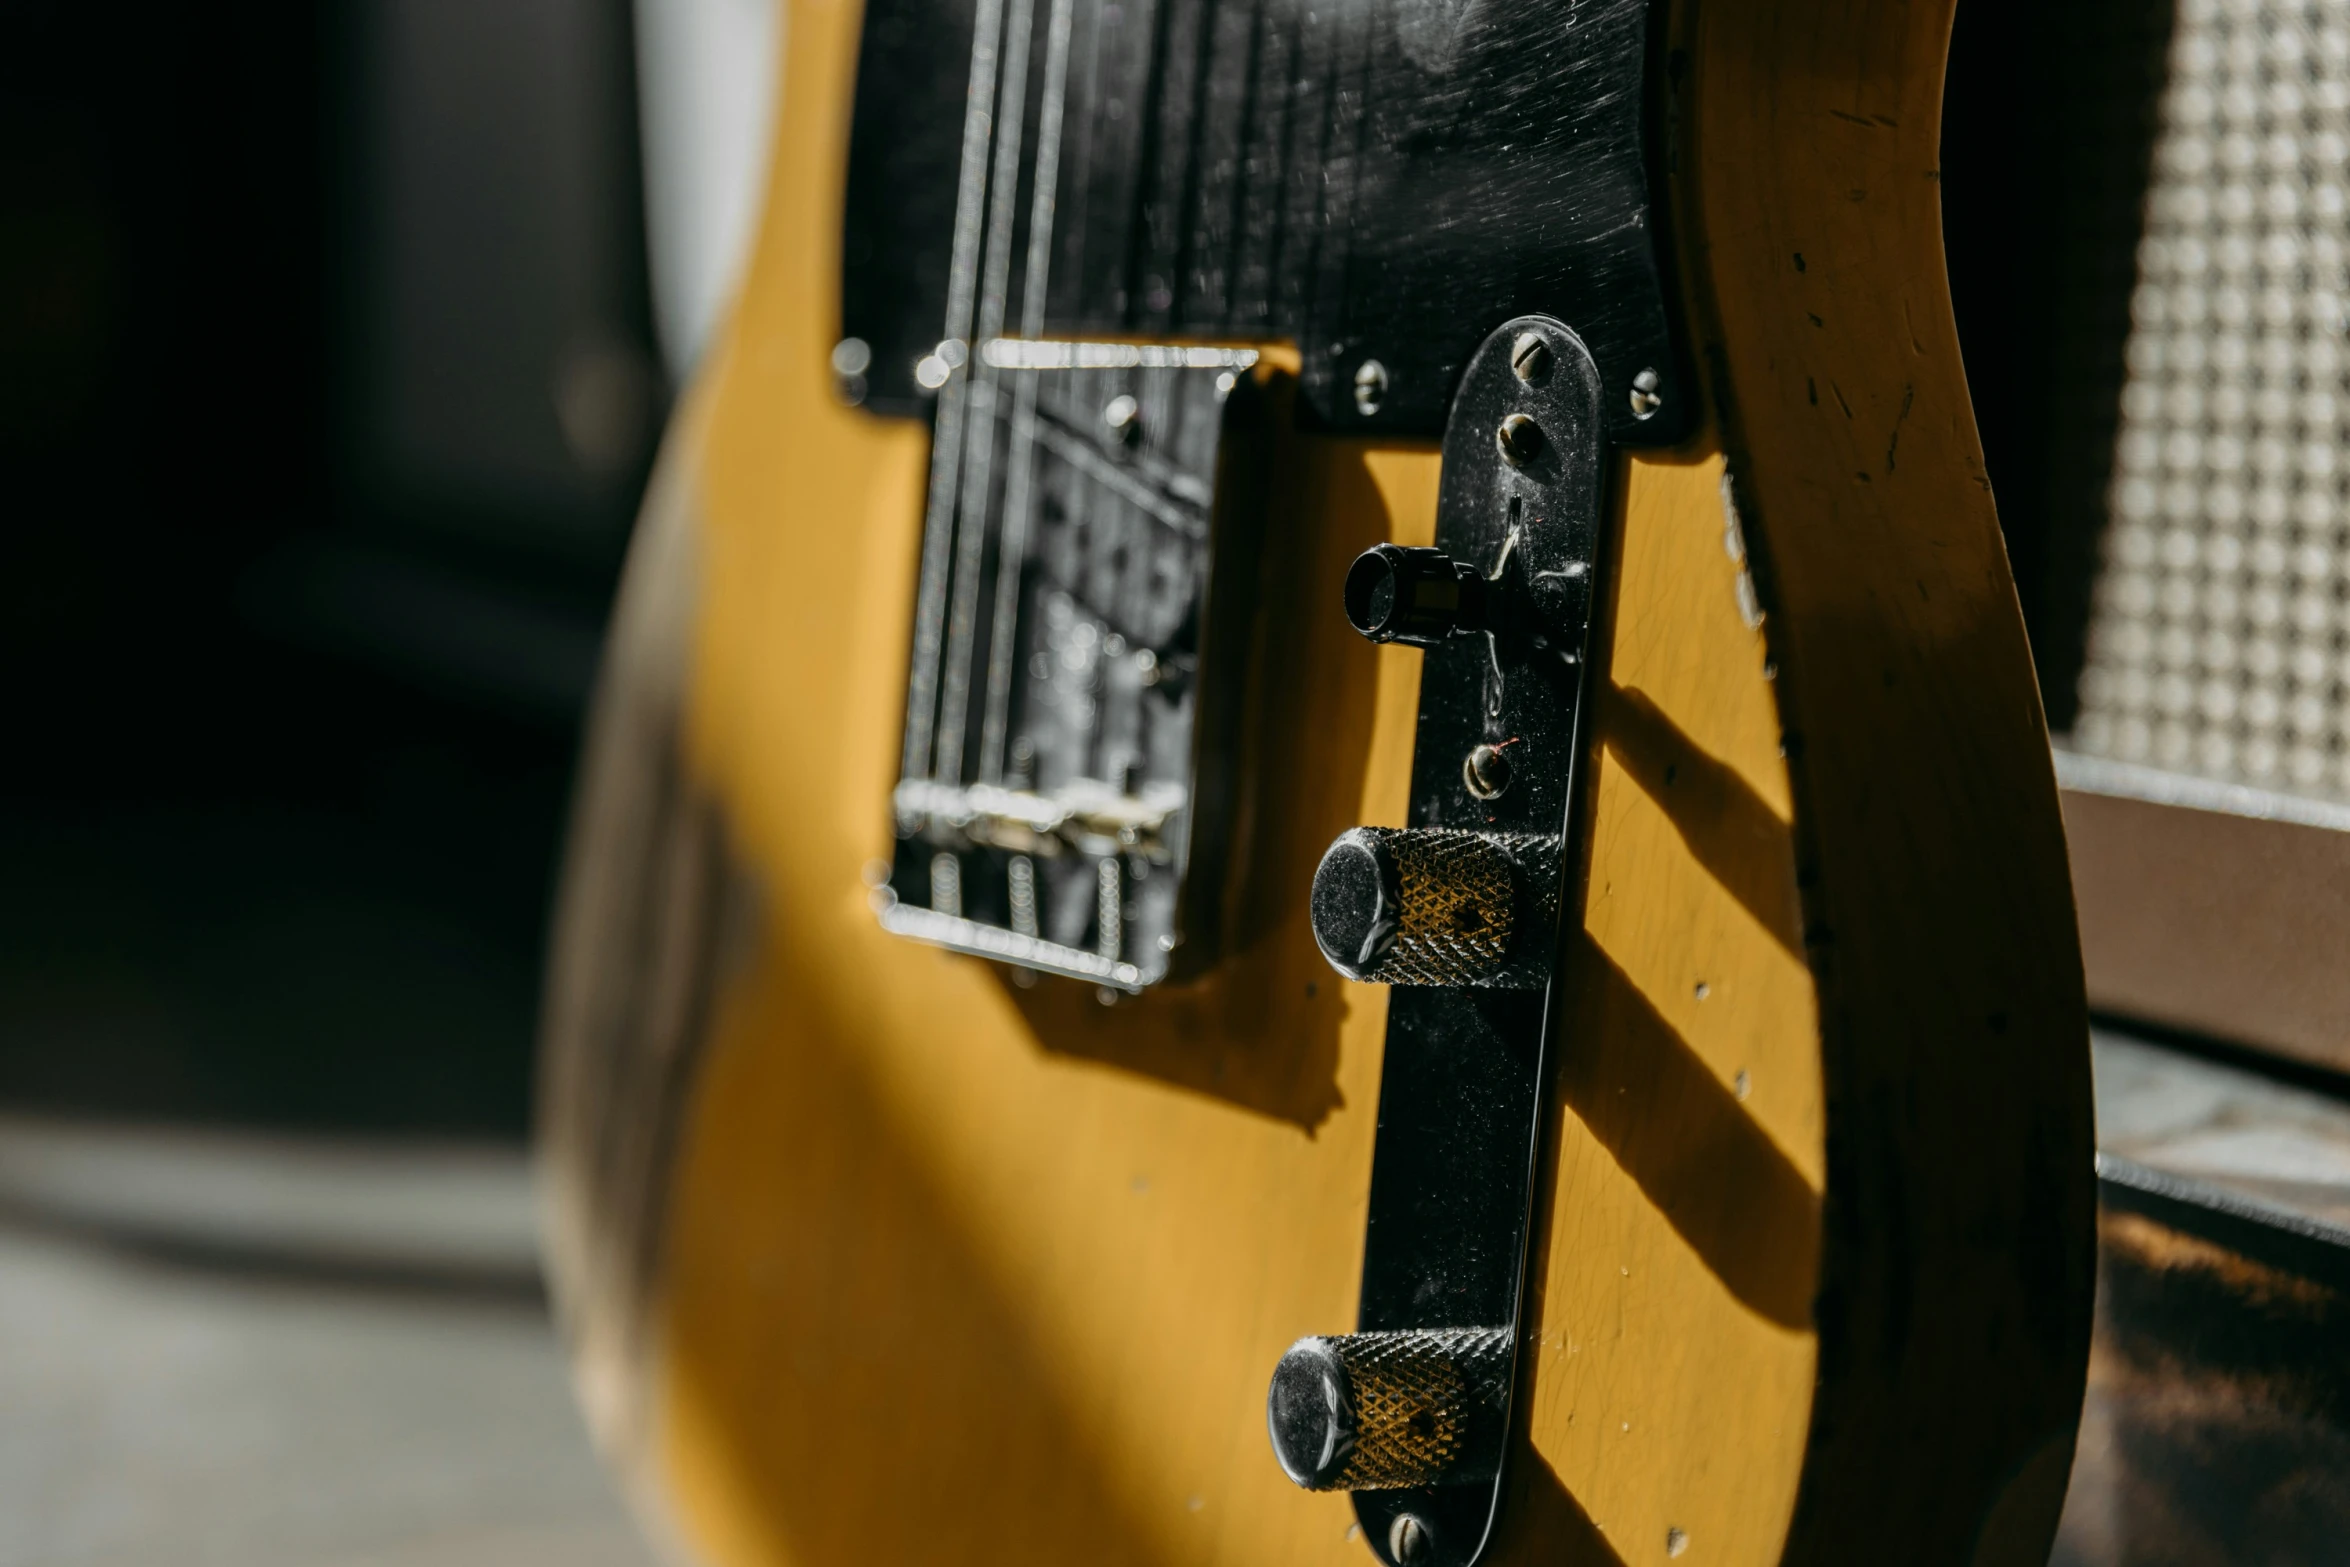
left=1266, top=1327, right=1512, bottom=1491
left=1309, top=827, right=1556, bottom=986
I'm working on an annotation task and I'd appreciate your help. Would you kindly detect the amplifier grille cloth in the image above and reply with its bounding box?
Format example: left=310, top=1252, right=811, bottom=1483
left=2075, top=0, right=2350, bottom=799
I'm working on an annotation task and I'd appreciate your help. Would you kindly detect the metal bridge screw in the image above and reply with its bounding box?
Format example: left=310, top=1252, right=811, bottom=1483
left=831, top=337, right=872, bottom=404
left=1354, top=358, right=1389, bottom=417
left=1103, top=393, right=1142, bottom=446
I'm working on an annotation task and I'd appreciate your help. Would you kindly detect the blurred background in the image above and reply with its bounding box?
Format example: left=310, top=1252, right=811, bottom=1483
left=0, top=0, right=768, bottom=1559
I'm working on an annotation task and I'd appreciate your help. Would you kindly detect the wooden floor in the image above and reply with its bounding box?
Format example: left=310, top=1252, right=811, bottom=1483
left=0, top=1125, right=653, bottom=1567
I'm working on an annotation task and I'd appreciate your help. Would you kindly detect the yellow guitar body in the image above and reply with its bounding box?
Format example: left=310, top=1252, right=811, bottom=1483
left=541, top=0, right=2095, bottom=1562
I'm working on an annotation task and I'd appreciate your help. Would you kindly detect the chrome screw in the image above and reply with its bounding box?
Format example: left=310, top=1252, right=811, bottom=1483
left=1496, top=412, right=1545, bottom=465
left=1104, top=392, right=1142, bottom=445
left=1463, top=742, right=1514, bottom=800
left=831, top=337, right=872, bottom=405
left=1628, top=366, right=1663, bottom=420
left=914, top=337, right=966, bottom=390
left=1354, top=358, right=1389, bottom=417
left=1510, top=331, right=1553, bottom=384
left=1389, top=1512, right=1434, bottom=1565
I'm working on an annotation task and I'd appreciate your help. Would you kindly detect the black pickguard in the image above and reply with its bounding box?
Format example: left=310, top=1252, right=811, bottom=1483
left=841, top=0, right=1686, bottom=443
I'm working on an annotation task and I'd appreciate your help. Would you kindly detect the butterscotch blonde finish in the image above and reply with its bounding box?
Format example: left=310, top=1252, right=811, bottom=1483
left=538, top=0, right=2092, bottom=1559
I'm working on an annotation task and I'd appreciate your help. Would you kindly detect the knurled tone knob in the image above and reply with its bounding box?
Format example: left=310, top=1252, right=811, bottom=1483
left=1310, top=827, right=1554, bottom=986
left=1343, top=544, right=1489, bottom=647
left=1266, top=1328, right=1512, bottom=1491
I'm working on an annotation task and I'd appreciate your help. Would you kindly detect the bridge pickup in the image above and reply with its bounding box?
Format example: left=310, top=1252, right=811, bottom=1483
left=879, top=343, right=1270, bottom=990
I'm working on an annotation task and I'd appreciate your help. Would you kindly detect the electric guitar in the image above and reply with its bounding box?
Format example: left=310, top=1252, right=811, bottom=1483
left=538, top=0, right=2098, bottom=1561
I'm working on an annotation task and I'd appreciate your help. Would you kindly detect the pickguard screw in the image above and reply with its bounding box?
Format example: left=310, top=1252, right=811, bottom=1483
left=1496, top=412, right=1545, bottom=465
left=1629, top=366, right=1663, bottom=420
left=1104, top=392, right=1142, bottom=445
left=831, top=337, right=872, bottom=405
left=1510, top=331, right=1553, bottom=383
left=1389, top=1512, right=1433, bottom=1565
left=1353, top=358, right=1389, bottom=417
left=1464, top=742, right=1513, bottom=799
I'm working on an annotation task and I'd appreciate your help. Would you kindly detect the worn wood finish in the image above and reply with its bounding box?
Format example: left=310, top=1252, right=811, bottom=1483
left=1675, top=0, right=2099, bottom=1555
left=538, top=392, right=752, bottom=1516
left=536, top=0, right=2094, bottom=1559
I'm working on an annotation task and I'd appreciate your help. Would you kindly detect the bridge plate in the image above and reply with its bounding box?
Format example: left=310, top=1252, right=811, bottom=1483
left=879, top=342, right=1269, bottom=989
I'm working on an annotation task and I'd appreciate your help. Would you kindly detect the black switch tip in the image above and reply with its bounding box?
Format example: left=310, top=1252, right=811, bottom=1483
left=1342, top=544, right=1487, bottom=647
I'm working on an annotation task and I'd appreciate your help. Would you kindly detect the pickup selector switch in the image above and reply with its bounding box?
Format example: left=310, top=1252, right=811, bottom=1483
left=1343, top=545, right=1490, bottom=646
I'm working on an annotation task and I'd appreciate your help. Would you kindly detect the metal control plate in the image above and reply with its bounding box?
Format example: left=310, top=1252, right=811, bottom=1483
left=1348, top=317, right=1608, bottom=1566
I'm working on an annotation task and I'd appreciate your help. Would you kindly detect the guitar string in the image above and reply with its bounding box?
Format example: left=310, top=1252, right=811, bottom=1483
left=980, top=0, right=1079, bottom=785
left=935, top=0, right=1043, bottom=784
left=900, top=0, right=1011, bottom=782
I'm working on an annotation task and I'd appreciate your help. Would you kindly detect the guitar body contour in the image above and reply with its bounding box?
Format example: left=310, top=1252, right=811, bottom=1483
left=539, top=0, right=2096, bottom=1562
